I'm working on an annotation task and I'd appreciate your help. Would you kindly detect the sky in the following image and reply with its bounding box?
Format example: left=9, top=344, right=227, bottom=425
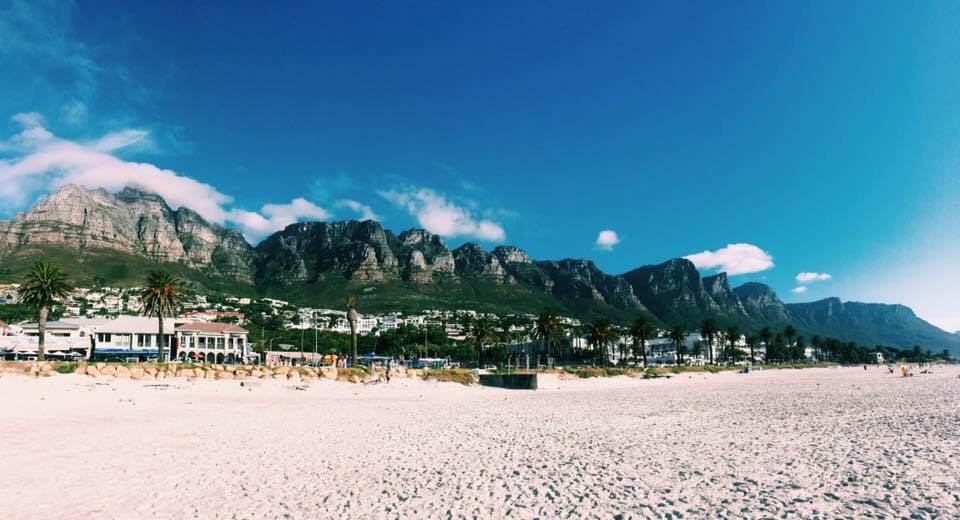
left=1, top=1, right=959, bottom=330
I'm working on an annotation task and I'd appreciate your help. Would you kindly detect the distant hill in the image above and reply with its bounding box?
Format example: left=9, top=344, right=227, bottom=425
left=2, top=185, right=958, bottom=354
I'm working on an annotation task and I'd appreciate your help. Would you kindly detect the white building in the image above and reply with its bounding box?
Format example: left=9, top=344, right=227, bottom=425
left=175, top=322, right=250, bottom=363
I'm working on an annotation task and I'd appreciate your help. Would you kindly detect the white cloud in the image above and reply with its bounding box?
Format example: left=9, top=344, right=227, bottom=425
left=378, top=187, right=506, bottom=242
left=684, top=243, right=775, bottom=276
left=795, top=272, right=832, bottom=284
left=61, top=100, right=87, bottom=126
left=335, top=199, right=379, bottom=221
left=0, top=113, right=332, bottom=242
left=792, top=286, right=808, bottom=294
left=595, top=229, right=620, bottom=251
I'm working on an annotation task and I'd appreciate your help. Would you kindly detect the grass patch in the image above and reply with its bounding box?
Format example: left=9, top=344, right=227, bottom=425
left=337, top=367, right=368, bottom=383
left=563, top=367, right=643, bottom=378
left=53, top=362, right=79, bottom=374
left=419, top=369, right=475, bottom=386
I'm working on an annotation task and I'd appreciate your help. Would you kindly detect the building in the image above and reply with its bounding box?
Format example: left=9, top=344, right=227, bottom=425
left=175, top=322, right=250, bottom=363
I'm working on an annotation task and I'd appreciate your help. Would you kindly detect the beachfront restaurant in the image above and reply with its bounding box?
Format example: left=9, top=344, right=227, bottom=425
left=175, top=322, right=249, bottom=363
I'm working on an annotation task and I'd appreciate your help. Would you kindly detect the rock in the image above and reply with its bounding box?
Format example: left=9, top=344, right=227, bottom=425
left=129, top=367, right=145, bottom=380
left=86, top=367, right=100, bottom=378
left=216, top=371, right=234, bottom=380
left=75, top=364, right=88, bottom=375
left=287, top=370, right=301, bottom=381
left=272, top=374, right=286, bottom=380
left=234, top=372, right=248, bottom=381
left=204, top=370, right=216, bottom=380
left=96, top=362, right=106, bottom=370
left=250, top=369, right=263, bottom=378
left=240, top=381, right=262, bottom=388
left=274, top=366, right=291, bottom=375
left=302, top=376, right=316, bottom=385
left=156, top=371, right=166, bottom=380
left=115, top=366, right=131, bottom=379
left=319, top=366, right=338, bottom=379
left=100, top=365, right=117, bottom=377
left=178, top=368, right=194, bottom=378
left=145, top=366, right=157, bottom=376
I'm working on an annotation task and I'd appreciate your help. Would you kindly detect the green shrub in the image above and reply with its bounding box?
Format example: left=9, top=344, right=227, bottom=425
left=419, top=369, right=475, bottom=385
left=53, top=362, right=78, bottom=374
left=643, top=367, right=659, bottom=379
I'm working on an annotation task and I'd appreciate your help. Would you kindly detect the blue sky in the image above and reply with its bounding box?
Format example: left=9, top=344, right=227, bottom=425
left=1, top=1, right=959, bottom=330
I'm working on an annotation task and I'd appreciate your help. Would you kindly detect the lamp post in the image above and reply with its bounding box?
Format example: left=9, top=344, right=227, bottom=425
left=266, top=336, right=281, bottom=365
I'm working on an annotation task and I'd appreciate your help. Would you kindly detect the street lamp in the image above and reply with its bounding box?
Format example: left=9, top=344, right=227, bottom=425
left=264, top=336, right=281, bottom=364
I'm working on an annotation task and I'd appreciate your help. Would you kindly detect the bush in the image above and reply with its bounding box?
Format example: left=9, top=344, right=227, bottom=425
left=419, top=369, right=475, bottom=385
left=336, top=367, right=368, bottom=383
left=643, top=367, right=659, bottom=379
left=704, top=365, right=722, bottom=374
left=53, top=362, right=78, bottom=374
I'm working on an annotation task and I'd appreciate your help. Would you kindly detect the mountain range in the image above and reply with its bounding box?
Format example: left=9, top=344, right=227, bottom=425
left=1, top=185, right=958, bottom=354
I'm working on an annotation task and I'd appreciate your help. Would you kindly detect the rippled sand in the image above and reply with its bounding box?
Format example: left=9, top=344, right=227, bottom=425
left=1, top=366, right=958, bottom=519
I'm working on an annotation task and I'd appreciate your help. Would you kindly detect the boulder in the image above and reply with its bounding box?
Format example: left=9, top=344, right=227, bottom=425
left=75, top=364, right=88, bottom=375
left=319, top=366, right=338, bottom=379
left=204, top=370, right=216, bottom=380
left=216, top=371, right=234, bottom=380
left=100, top=365, right=117, bottom=377
left=156, top=371, right=166, bottom=380
left=129, top=367, right=145, bottom=380
left=274, top=366, right=291, bottom=375
left=96, top=362, right=106, bottom=370
left=86, top=367, right=100, bottom=378
left=302, top=376, right=316, bottom=385
left=250, top=369, right=263, bottom=378
left=145, top=366, right=158, bottom=376
left=178, top=368, right=194, bottom=378
left=272, top=374, right=286, bottom=380
left=287, top=370, right=301, bottom=381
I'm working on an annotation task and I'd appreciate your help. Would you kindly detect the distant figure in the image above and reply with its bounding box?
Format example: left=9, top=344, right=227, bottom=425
left=385, top=366, right=391, bottom=384
left=863, top=364, right=867, bottom=371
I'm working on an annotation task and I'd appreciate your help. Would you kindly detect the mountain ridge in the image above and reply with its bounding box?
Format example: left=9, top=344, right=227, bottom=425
left=2, top=185, right=958, bottom=353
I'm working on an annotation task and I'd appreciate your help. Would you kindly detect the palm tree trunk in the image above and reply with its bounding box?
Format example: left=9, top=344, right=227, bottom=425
left=157, top=314, right=165, bottom=363
left=350, top=324, right=358, bottom=367
left=38, top=306, right=48, bottom=362
left=641, top=339, right=647, bottom=367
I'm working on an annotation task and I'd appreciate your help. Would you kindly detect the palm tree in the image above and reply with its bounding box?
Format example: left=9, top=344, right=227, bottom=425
left=759, top=327, right=773, bottom=362
left=725, top=326, right=740, bottom=364
left=467, top=315, right=495, bottom=368
left=531, top=311, right=560, bottom=362
left=700, top=318, right=718, bottom=364
left=139, top=270, right=184, bottom=363
left=584, top=317, right=616, bottom=366
left=810, top=335, right=822, bottom=362
left=745, top=334, right=761, bottom=364
left=783, top=325, right=797, bottom=353
left=628, top=316, right=655, bottom=367
left=346, top=295, right=359, bottom=367
left=668, top=325, right=687, bottom=365
left=18, top=261, right=72, bottom=362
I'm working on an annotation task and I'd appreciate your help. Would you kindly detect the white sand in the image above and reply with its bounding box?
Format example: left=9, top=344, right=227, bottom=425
left=1, top=366, right=958, bottom=519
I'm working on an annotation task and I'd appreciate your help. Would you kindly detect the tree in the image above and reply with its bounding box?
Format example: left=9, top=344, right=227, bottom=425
left=668, top=325, right=687, bottom=365
left=700, top=319, right=718, bottom=364
left=759, top=327, right=773, bottom=362
left=346, top=295, right=359, bottom=367
left=467, top=315, right=495, bottom=368
left=783, top=325, right=797, bottom=353
left=584, top=318, right=616, bottom=366
left=531, top=311, right=560, bottom=363
left=628, top=316, right=656, bottom=367
left=725, top=326, right=740, bottom=364
left=18, top=261, right=72, bottom=361
left=745, top=335, right=761, bottom=364
left=139, top=270, right=184, bottom=363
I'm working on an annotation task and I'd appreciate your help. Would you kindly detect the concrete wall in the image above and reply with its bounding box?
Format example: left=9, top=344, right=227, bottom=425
left=479, top=373, right=560, bottom=390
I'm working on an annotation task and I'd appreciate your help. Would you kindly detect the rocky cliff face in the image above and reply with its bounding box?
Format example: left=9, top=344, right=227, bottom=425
left=785, top=298, right=960, bottom=353
left=733, top=282, right=791, bottom=325
left=537, top=259, right=646, bottom=311
left=621, top=258, right=748, bottom=325
left=452, top=243, right=513, bottom=283
left=0, top=184, right=256, bottom=282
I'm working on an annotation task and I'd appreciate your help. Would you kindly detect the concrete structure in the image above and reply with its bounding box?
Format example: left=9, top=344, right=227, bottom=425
left=478, top=372, right=560, bottom=390
left=175, top=322, right=249, bottom=363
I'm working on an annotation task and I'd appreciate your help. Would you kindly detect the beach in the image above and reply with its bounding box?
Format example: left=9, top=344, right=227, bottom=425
left=0, top=366, right=958, bottom=519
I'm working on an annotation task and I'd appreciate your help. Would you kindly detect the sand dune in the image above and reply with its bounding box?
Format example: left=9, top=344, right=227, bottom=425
left=0, top=366, right=958, bottom=519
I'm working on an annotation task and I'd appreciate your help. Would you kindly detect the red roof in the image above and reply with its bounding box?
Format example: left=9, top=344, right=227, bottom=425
left=175, top=323, right=248, bottom=334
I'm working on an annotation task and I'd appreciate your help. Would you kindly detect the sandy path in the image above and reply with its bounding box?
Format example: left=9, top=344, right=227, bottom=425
left=0, top=366, right=958, bottom=519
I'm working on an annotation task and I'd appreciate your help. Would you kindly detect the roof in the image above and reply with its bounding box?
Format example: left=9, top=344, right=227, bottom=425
left=175, top=322, right=248, bottom=334
left=19, top=320, right=80, bottom=330
left=63, top=317, right=187, bottom=334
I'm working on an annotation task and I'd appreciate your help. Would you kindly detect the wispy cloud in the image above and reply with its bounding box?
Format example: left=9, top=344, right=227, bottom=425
left=795, top=272, right=832, bottom=284
left=378, top=186, right=506, bottom=242
left=595, top=229, right=620, bottom=251
left=0, top=113, right=328, bottom=242
left=792, top=286, right=808, bottom=294
left=335, top=199, right=379, bottom=221
left=684, top=243, right=775, bottom=276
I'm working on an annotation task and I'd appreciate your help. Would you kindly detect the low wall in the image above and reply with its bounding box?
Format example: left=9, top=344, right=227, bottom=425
left=479, top=373, right=560, bottom=390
